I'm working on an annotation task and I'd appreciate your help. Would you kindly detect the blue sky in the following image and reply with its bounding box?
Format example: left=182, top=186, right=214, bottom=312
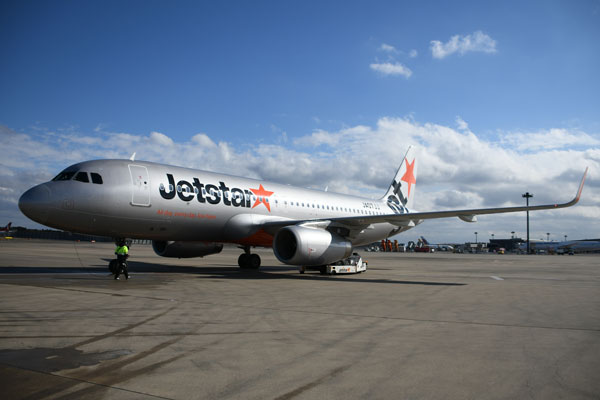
left=1, top=0, right=599, bottom=243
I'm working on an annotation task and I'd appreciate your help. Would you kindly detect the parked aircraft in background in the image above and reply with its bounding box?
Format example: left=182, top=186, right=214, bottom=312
left=0, top=222, right=12, bottom=233
left=1, top=222, right=13, bottom=238
left=18, top=147, right=587, bottom=269
left=414, top=236, right=454, bottom=252
left=519, top=239, right=600, bottom=254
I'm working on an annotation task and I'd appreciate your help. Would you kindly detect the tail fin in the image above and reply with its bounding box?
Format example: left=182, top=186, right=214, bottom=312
left=381, top=146, right=418, bottom=212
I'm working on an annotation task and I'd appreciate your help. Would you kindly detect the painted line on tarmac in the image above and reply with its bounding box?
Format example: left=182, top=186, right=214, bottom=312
left=490, top=275, right=504, bottom=280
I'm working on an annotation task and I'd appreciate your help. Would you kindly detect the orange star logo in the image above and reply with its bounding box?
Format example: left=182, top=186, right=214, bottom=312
left=400, top=158, right=416, bottom=198
left=250, top=184, right=274, bottom=212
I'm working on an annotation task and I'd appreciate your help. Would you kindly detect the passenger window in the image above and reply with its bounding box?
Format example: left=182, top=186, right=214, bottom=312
left=74, top=172, right=89, bottom=183
left=90, top=173, right=103, bottom=184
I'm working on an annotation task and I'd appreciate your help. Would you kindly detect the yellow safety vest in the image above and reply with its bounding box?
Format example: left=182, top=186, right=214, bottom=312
left=116, top=245, right=129, bottom=256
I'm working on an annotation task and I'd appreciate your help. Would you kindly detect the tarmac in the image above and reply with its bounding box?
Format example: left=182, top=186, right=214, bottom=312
left=0, top=239, right=599, bottom=400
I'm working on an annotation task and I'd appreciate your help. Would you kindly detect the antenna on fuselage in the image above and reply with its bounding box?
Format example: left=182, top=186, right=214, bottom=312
left=129, top=152, right=136, bottom=161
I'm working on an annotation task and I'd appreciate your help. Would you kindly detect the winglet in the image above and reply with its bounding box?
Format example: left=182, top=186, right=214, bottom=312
left=556, top=167, right=588, bottom=208
left=573, top=167, right=588, bottom=204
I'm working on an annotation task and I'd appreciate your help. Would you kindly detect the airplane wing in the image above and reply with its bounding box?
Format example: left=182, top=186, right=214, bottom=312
left=261, top=168, right=588, bottom=236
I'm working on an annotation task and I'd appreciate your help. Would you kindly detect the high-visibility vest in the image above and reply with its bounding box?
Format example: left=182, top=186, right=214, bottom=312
left=116, top=245, right=129, bottom=256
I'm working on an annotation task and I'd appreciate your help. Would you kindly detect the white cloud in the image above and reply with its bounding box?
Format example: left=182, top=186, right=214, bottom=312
left=430, top=31, right=497, bottom=59
left=370, top=62, right=412, bottom=78
left=191, top=133, right=216, bottom=148
left=500, top=128, right=600, bottom=151
left=379, top=43, right=398, bottom=53
left=3, top=119, right=598, bottom=242
left=150, top=131, right=174, bottom=147
left=455, top=116, right=469, bottom=131
left=408, top=49, right=418, bottom=58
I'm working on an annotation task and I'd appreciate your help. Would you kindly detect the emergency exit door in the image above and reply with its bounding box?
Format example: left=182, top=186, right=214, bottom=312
left=129, top=165, right=151, bottom=206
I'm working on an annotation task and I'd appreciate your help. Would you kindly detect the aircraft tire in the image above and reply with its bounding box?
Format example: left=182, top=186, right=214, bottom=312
left=238, top=254, right=250, bottom=269
left=249, top=254, right=261, bottom=269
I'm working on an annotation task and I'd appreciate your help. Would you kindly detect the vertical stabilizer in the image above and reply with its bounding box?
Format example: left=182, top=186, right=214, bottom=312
left=381, top=146, right=417, bottom=212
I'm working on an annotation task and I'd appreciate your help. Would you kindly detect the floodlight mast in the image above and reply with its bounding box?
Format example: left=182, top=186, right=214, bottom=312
left=522, top=192, right=533, bottom=254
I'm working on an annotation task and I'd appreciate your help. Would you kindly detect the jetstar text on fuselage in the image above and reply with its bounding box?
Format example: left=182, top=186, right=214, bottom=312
left=159, top=173, right=274, bottom=211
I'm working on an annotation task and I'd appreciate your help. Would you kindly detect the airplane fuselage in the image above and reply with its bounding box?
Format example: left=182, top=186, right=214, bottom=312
left=20, top=159, right=413, bottom=247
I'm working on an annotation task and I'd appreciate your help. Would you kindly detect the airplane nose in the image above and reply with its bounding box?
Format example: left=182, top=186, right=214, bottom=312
left=19, top=184, right=51, bottom=224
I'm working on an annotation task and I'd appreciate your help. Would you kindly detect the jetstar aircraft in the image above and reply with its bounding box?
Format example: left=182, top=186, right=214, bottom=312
left=18, top=148, right=587, bottom=269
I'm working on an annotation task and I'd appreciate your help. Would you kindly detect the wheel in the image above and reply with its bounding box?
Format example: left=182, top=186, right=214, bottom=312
left=249, top=254, right=261, bottom=269
left=108, top=259, right=118, bottom=274
left=319, top=266, right=327, bottom=275
left=238, top=253, right=250, bottom=268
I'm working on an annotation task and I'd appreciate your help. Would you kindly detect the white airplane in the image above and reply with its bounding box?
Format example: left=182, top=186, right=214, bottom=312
left=519, top=239, right=600, bottom=254
left=18, top=147, right=588, bottom=269
left=0, top=222, right=12, bottom=233
left=1, top=222, right=12, bottom=237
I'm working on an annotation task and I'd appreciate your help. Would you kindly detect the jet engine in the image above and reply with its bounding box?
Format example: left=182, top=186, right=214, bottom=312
left=273, top=225, right=353, bottom=266
left=152, top=241, right=223, bottom=258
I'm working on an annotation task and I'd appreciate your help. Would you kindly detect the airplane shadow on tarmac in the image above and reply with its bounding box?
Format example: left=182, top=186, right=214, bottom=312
left=120, top=260, right=467, bottom=286
left=0, top=260, right=466, bottom=287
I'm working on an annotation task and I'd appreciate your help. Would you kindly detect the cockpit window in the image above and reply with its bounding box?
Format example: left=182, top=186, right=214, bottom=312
left=91, top=173, right=103, bottom=184
left=52, top=170, right=77, bottom=181
left=74, top=172, right=89, bottom=183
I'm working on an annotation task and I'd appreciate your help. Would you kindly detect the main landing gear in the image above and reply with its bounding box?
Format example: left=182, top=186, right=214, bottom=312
left=238, top=246, right=261, bottom=269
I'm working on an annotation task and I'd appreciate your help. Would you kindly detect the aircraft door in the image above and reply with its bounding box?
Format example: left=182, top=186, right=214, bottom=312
left=129, top=165, right=151, bottom=206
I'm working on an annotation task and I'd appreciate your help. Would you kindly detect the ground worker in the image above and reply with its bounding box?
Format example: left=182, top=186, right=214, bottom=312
left=114, top=240, right=130, bottom=280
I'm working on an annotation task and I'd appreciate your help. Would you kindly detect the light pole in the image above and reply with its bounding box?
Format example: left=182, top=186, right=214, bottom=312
left=522, top=192, right=533, bottom=254
left=474, top=232, right=478, bottom=253
left=474, top=232, right=478, bottom=243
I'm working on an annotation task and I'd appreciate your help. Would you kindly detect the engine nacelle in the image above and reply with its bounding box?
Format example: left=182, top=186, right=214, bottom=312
left=273, top=225, right=353, bottom=266
left=152, top=241, right=223, bottom=258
